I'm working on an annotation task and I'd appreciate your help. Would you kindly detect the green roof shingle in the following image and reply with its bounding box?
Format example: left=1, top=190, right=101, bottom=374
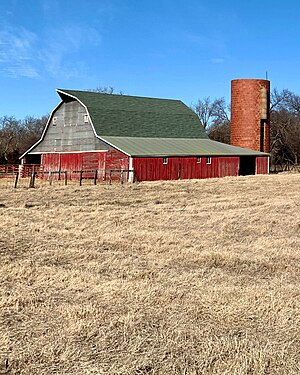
left=57, top=89, right=208, bottom=139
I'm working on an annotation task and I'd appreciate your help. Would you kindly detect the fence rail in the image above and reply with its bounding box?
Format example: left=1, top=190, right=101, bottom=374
left=0, top=164, right=43, bottom=178
left=0, top=164, right=19, bottom=175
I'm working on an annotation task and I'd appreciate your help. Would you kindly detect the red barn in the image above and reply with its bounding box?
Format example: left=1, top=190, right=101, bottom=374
left=21, top=89, right=269, bottom=181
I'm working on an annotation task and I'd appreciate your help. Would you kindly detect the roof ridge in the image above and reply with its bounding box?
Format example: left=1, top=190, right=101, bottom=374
left=57, top=88, right=182, bottom=103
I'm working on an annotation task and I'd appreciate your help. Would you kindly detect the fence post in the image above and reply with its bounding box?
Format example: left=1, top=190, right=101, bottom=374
left=94, top=170, right=98, bottom=185
left=29, top=171, right=36, bottom=188
left=109, top=170, right=112, bottom=185
left=64, top=171, right=67, bottom=186
left=178, top=164, right=181, bottom=180
left=49, top=171, right=52, bottom=185
left=79, top=171, right=83, bottom=186
left=14, top=171, right=19, bottom=188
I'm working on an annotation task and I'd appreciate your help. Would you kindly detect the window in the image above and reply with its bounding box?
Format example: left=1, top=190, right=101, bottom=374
left=163, top=157, right=168, bottom=164
left=196, top=156, right=201, bottom=163
left=52, top=116, right=57, bottom=125
left=83, top=114, right=89, bottom=123
left=206, top=157, right=212, bottom=165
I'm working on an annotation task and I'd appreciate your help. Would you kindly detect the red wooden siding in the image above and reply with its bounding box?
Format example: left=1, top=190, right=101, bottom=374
left=132, top=156, right=240, bottom=181
left=256, top=156, right=269, bottom=174
left=217, top=157, right=240, bottom=178
left=106, top=150, right=129, bottom=170
left=60, top=153, right=82, bottom=173
left=41, top=153, right=60, bottom=171
left=40, top=153, right=268, bottom=182
left=41, top=150, right=129, bottom=180
left=105, top=150, right=130, bottom=180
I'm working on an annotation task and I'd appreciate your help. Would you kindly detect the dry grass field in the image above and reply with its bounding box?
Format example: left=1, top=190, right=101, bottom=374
left=0, top=174, right=299, bottom=374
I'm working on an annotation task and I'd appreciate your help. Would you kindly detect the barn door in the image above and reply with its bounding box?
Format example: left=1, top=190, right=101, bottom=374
left=239, top=156, right=256, bottom=175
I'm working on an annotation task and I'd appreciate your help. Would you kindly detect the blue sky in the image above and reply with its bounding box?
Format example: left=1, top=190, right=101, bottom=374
left=0, top=0, right=299, bottom=118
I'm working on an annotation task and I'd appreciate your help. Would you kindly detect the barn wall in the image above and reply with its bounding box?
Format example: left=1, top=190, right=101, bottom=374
left=217, top=157, right=240, bottom=178
left=256, top=156, right=269, bottom=174
left=132, top=156, right=240, bottom=181
left=41, top=153, right=60, bottom=171
left=41, top=150, right=129, bottom=180
left=32, top=100, right=114, bottom=153
left=34, top=153, right=269, bottom=181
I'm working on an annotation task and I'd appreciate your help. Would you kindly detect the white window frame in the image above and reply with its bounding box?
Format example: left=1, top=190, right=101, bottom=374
left=52, top=116, right=57, bottom=125
left=196, top=156, right=201, bottom=164
left=163, top=157, right=168, bottom=165
left=206, top=157, right=212, bottom=165
left=83, top=114, right=89, bottom=123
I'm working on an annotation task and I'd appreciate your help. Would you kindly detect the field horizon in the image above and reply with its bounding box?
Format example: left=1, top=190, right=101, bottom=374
left=0, top=173, right=299, bottom=374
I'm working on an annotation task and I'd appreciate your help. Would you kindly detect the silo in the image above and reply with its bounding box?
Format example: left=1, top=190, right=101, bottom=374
left=230, top=79, right=270, bottom=153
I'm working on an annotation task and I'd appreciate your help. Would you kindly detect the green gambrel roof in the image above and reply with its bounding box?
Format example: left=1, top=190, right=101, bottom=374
left=57, top=89, right=208, bottom=139
left=102, top=137, right=269, bottom=157
left=55, top=89, right=268, bottom=158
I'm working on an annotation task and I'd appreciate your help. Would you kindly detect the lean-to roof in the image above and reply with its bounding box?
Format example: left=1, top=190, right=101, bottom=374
left=101, top=136, right=269, bottom=157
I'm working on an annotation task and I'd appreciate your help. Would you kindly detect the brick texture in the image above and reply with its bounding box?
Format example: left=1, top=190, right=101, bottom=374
left=230, top=79, right=270, bottom=152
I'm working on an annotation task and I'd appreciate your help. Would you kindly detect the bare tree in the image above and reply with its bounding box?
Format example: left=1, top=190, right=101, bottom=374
left=285, top=92, right=300, bottom=114
left=0, top=115, right=47, bottom=164
left=192, top=96, right=230, bottom=143
left=21, top=115, right=48, bottom=154
left=270, top=88, right=300, bottom=170
left=90, top=86, right=125, bottom=95
left=211, top=98, right=230, bottom=125
left=270, top=88, right=291, bottom=111
left=0, top=116, right=22, bottom=163
left=192, top=97, right=214, bottom=129
left=207, top=122, right=230, bottom=144
left=192, top=97, right=230, bottom=130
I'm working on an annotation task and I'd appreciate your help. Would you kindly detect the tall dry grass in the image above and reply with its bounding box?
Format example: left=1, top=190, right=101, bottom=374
left=0, top=174, right=299, bottom=374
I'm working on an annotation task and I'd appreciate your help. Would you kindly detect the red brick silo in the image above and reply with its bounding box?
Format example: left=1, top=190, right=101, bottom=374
left=230, top=79, right=270, bottom=152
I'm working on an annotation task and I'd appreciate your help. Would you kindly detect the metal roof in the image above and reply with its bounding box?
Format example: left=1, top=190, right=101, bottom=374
left=101, top=136, right=269, bottom=157
left=57, top=89, right=208, bottom=139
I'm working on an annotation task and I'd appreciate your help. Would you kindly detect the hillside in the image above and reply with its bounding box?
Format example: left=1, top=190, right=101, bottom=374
left=0, top=174, right=299, bottom=374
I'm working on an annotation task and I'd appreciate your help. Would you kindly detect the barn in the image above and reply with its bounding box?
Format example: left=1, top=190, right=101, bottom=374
left=20, top=88, right=269, bottom=182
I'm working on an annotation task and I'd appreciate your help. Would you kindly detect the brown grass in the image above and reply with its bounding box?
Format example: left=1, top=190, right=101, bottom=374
left=0, top=174, right=299, bottom=374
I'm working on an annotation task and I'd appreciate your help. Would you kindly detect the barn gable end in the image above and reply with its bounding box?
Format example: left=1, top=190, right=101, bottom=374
left=29, top=99, right=114, bottom=154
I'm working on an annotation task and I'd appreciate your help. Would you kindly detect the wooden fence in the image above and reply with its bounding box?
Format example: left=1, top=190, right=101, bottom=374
left=0, top=164, right=43, bottom=178
left=0, top=165, right=135, bottom=188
